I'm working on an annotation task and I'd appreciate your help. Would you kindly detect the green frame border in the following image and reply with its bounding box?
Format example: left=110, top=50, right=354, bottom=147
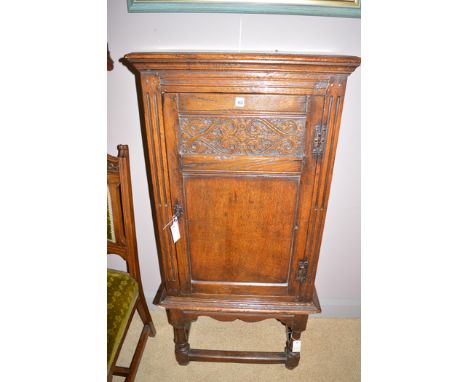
left=127, top=0, right=361, bottom=18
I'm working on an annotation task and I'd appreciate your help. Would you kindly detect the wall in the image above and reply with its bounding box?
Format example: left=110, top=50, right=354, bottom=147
left=108, top=1, right=360, bottom=317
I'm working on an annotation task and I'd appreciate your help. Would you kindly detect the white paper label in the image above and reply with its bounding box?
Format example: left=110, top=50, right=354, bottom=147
left=170, top=218, right=180, bottom=243
left=292, top=340, right=301, bottom=352
left=235, top=97, right=245, bottom=107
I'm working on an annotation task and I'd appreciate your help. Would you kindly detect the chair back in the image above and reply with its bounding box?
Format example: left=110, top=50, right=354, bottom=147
left=107, top=145, right=142, bottom=283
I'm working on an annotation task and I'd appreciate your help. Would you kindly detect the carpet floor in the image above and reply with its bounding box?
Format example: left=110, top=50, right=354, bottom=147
left=115, top=308, right=360, bottom=382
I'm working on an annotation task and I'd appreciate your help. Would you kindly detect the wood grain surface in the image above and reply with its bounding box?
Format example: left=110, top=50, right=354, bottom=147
left=123, top=52, right=360, bottom=368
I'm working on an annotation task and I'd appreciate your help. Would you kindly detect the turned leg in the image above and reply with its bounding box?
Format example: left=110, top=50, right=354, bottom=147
left=166, top=309, right=191, bottom=365
left=285, top=314, right=308, bottom=370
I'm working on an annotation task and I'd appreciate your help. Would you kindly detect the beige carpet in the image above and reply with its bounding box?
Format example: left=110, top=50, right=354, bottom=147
left=115, top=308, right=360, bottom=382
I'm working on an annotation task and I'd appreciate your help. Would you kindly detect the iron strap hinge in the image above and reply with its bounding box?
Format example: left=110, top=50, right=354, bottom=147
left=312, top=123, right=328, bottom=161
left=296, top=259, right=309, bottom=284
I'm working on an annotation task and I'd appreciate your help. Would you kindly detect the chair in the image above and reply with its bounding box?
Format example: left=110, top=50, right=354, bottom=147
left=107, top=145, right=156, bottom=381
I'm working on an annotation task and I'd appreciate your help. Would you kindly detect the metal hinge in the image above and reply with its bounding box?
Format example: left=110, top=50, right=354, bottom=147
left=312, top=123, right=328, bottom=160
left=296, top=259, right=309, bottom=284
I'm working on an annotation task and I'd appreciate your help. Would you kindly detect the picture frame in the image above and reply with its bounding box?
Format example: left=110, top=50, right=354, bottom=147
left=127, top=0, right=361, bottom=18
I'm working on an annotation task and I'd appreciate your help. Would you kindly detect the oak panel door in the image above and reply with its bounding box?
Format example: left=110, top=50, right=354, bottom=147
left=162, top=92, right=322, bottom=298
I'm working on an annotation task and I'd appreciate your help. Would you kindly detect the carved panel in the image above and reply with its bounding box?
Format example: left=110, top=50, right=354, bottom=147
left=179, top=117, right=306, bottom=157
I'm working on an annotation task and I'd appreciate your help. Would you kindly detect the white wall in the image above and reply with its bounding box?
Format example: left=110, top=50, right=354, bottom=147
left=108, top=1, right=361, bottom=317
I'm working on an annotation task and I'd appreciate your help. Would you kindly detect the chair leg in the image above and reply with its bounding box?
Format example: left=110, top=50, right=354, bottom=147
left=108, top=305, right=138, bottom=381
left=109, top=298, right=155, bottom=382
left=125, top=324, right=151, bottom=382
left=136, top=295, right=156, bottom=337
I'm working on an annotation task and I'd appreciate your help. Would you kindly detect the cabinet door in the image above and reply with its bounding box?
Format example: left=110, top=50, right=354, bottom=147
left=163, top=92, right=323, bottom=298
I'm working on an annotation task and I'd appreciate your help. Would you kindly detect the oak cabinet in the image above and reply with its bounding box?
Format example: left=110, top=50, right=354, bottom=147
left=124, top=52, right=360, bottom=368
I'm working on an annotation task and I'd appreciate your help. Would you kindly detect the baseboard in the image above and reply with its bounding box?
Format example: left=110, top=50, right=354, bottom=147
left=315, top=299, right=361, bottom=318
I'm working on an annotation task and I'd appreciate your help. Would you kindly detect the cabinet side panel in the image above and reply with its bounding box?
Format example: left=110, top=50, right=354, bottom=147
left=139, top=75, right=180, bottom=294
left=303, top=77, right=348, bottom=300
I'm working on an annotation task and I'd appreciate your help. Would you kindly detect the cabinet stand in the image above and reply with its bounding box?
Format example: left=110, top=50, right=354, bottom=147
left=166, top=309, right=308, bottom=369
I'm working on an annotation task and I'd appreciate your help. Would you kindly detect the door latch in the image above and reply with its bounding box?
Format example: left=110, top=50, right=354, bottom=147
left=173, top=201, right=184, bottom=219
left=163, top=201, right=184, bottom=231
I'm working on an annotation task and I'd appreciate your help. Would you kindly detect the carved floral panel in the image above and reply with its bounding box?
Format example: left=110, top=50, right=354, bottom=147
left=179, top=117, right=306, bottom=157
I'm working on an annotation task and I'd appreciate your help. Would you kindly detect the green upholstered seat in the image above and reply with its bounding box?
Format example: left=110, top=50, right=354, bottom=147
left=107, top=269, right=139, bottom=371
